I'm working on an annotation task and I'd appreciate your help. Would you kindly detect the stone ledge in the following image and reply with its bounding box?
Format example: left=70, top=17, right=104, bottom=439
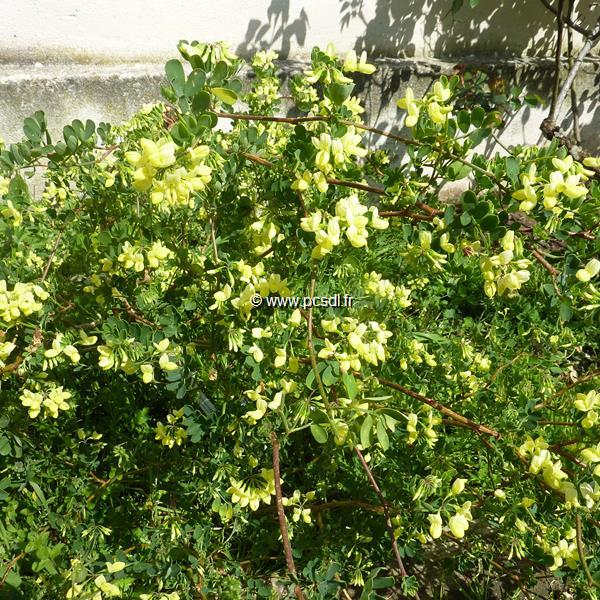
left=1, top=57, right=598, bottom=151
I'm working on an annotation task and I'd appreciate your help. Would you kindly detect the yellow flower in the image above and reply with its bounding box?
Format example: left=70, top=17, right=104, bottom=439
left=343, top=50, right=376, bottom=74
left=576, top=258, right=600, bottom=282
left=428, top=512, right=443, bottom=539
left=159, top=353, right=178, bottom=371
left=146, top=241, right=172, bottom=268
left=20, top=389, right=44, bottom=418
left=448, top=513, right=469, bottom=538
left=397, top=88, right=420, bottom=127
left=450, top=478, right=466, bottom=496
left=274, top=347, right=287, bottom=368
left=140, top=364, right=154, bottom=384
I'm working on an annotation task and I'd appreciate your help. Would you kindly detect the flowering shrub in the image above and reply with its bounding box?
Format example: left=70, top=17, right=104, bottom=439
left=0, top=41, right=599, bottom=598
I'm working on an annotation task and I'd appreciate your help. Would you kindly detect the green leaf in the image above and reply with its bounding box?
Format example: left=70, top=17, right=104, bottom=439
left=559, top=303, right=573, bottom=322
left=211, top=87, right=238, bottom=106
left=322, top=365, right=337, bottom=386
left=326, top=82, right=354, bottom=105
left=471, top=106, right=486, bottom=128
left=185, top=69, right=206, bottom=97
left=0, top=435, right=10, bottom=456
left=310, top=424, right=328, bottom=444
left=23, top=117, right=42, bottom=143
left=480, top=214, right=500, bottom=231
left=473, top=200, right=492, bottom=219
left=447, top=160, right=471, bottom=180
left=165, top=59, right=185, bottom=96
left=212, top=61, right=228, bottom=84
left=469, top=0, right=481, bottom=6
left=504, top=156, right=521, bottom=185
left=376, top=418, right=390, bottom=451
left=342, top=373, right=358, bottom=400
left=83, top=119, right=96, bottom=141
left=457, top=110, right=470, bottom=133
left=360, top=414, right=373, bottom=449
left=372, top=575, right=395, bottom=589
left=191, top=91, right=211, bottom=113
left=29, top=481, right=48, bottom=509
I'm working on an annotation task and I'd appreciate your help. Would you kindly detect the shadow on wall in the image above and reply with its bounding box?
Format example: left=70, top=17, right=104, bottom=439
left=236, top=0, right=309, bottom=59
left=236, top=0, right=599, bottom=152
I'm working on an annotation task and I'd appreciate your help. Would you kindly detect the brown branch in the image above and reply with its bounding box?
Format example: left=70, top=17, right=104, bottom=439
left=271, top=432, right=305, bottom=600
left=217, top=111, right=325, bottom=124
left=376, top=377, right=501, bottom=438
left=354, top=447, right=420, bottom=598
left=0, top=552, right=25, bottom=590
left=326, top=177, right=385, bottom=196
left=531, top=249, right=560, bottom=277
left=379, top=210, right=434, bottom=222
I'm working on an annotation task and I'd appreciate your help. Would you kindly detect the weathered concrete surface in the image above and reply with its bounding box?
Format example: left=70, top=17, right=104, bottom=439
left=1, top=58, right=598, bottom=154
left=1, top=0, right=598, bottom=63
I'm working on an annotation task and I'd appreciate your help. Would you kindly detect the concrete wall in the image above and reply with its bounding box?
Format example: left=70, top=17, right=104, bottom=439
left=1, top=1, right=599, bottom=151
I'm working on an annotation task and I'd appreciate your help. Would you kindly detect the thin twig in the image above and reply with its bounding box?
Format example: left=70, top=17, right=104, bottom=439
left=566, top=0, right=581, bottom=144
left=531, top=248, right=560, bottom=277
left=0, top=552, right=26, bottom=590
left=271, top=432, right=305, bottom=600
left=537, top=0, right=598, bottom=38
left=550, top=17, right=600, bottom=122
left=376, top=377, right=501, bottom=438
left=549, top=0, right=565, bottom=119
left=217, top=111, right=325, bottom=124
left=575, top=514, right=597, bottom=587
left=354, top=447, right=420, bottom=598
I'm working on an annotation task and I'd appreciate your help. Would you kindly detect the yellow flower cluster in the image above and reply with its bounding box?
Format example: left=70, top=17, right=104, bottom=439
left=248, top=218, right=284, bottom=254
left=20, top=384, right=72, bottom=419
left=282, top=489, right=316, bottom=525
left=243, top=379, right=296, bottom=424
left=573, top=389, right=598, bottom=429
left=342, top=50, right=376, bottom=75
left=405, top=406, right=442, bottom=446
left=518, top=436, right=584, bottom=505
left=301, top=196, right=388, bottom=259
left=397, top=80, right=453, bottom=127
left=512, top=157, right=589, bottom=215
left=0, top=176, right=9, bottom=196
left=209, top=261, right=290, bottom=319
left=548, top=535, right=579, bottom=571
left=579, top=443, right=600, bottom=477
left=576, top=258, right=600, bottom=283
left=479, top=231, right=531, bottom=298
left=0, top=339, right=16, bottom=367
left=401, top=230, right=449, bottom=271
left=0, top=280, right=48, bottom=325
left=428, top=502, right=473, bottom=541
left=311, top=128, right=367, bottom=174
left=318, top=317, right=392, bottom=372
left=43, top=331, right=96, bottom=370
left=126, top=138, right=177, bottom=192
left=125, top=139, right=212, bottom=209
left=363, top=271, right=412, bottom=307
left=96, top=337, right=178, bottom=383
left=154, top=408, right=187, bottom=448
left=227, top=468, right=277, bottom=511
left=399, top=339, right=437, bottom=371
